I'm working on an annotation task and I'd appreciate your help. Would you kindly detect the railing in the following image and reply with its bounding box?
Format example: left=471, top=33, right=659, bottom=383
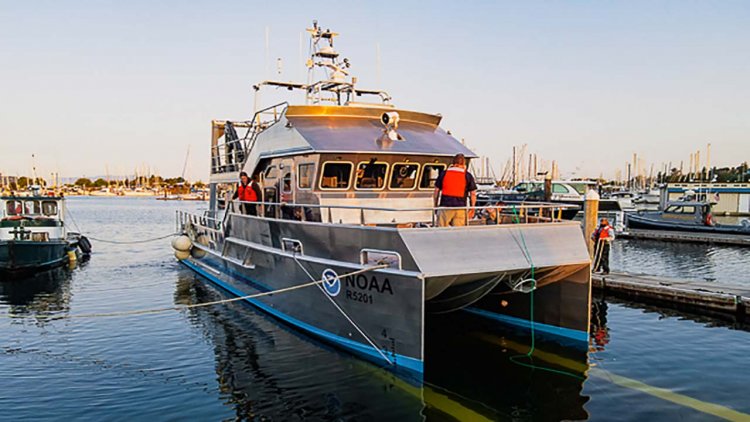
left=211, top=102, right=288, bottom=175
left=176, top=210, right=224, bottom=249
left=225, top=199, right=577, bottom=227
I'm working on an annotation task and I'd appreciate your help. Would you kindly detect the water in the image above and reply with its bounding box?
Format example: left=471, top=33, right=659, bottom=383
left=611, top=239, right=749, bottom=284
left=1, top=197, right=749, bottom=421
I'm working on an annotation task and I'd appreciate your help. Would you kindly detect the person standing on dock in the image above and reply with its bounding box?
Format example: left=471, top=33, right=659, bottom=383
left=434, top=154, right=477, bottom=227
left=233, top=172, right=262, bottom=216
left=592, top=218, right=615, bottom=274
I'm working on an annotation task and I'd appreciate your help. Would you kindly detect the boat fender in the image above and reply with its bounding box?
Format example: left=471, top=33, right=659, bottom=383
left=195, top=234, right=210, bottom=246
left=190, top=246, right=207, bottom=259
left=174, top=249, right=190, bottom=260
left=171, top=235, right=192, bottom=252
left=78, top=236, right=92, bottom=254
left=67, top=250, right=78, bottom=267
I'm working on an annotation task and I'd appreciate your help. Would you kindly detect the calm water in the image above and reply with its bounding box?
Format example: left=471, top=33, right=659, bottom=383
left=1, top=197, right=749, bottom=421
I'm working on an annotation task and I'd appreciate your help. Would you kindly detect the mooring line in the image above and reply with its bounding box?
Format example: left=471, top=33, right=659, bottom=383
left=3, top=264, right=385, bottom=320
left=292, top=255, right=395, bottom=366
left=85, top=233, right=178, bottom=245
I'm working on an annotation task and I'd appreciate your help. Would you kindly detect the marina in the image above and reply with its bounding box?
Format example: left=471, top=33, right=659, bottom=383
left=2, top=3, right=750, bottom=421
left=2, top=197, right=750, bottom=421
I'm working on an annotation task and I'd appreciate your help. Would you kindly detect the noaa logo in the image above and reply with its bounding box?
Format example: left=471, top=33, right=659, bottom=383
left=322, top=269, right=341, bottom=297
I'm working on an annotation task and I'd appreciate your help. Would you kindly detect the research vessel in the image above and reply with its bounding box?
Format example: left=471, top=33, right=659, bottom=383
left=175, top=22, right=592, bottom=375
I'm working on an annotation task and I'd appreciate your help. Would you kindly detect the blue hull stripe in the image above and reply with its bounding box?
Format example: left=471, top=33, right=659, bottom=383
left=181, top=259, right=424, bottom=374
left=464, top=307, right=589, bottom=343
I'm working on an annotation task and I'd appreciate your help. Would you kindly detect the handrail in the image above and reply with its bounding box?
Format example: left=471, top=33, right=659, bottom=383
left=227, top=199, right=576, bottom=225
left=211, top=102, right=289, bottom=175
left=230, top=199, right=577, bottom=213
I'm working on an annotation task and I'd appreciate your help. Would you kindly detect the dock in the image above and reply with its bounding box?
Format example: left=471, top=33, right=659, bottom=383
left=617, top=229, right=750, bottom=247
left=592, top=272, right=749, bottom=318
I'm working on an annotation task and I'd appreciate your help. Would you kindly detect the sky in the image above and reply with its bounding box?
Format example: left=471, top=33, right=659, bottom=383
left=1, top=1, right=749, bottom=182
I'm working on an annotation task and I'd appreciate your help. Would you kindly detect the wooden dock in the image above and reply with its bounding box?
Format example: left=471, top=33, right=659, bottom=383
left=592, top=272, right=750, bottom=317
left=617, top=229, right=750, bottom=247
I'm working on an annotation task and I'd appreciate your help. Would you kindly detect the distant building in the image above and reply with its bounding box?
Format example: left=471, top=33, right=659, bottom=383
left=668, top=182, right=750, bottom=216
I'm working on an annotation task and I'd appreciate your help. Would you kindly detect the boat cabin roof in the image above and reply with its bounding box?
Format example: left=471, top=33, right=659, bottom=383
left=285, top=106, right=476, bottom=158
left=1, top=196, right=63, bottom=201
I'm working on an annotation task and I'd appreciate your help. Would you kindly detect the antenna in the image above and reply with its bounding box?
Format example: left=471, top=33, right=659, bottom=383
left=181, top=145, right=191, bottom=181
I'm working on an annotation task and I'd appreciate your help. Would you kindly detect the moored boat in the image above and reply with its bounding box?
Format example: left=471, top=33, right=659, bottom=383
left=1, top=189, right=91, bottom=277
left=175, top=22, right=592, bottom=376
left=626, top=201, right=750, bottom=235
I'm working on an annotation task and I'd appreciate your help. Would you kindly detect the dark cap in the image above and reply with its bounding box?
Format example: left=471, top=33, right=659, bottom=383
left=239, top=171, right=248, bottom=178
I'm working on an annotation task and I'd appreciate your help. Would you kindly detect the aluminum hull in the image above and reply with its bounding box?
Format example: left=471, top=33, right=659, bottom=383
left=179, top=212, right=592, bottom=373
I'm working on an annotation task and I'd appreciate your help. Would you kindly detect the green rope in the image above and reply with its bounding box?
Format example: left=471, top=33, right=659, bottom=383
left=507, top=205, right=584, bottom=380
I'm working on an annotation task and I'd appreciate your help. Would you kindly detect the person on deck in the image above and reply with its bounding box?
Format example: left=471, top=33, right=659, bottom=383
left=592, top=218, right=615, bottom=274
left=233, top=172, right=262, bottom=215
left=433, top=154, right=477, bottom=227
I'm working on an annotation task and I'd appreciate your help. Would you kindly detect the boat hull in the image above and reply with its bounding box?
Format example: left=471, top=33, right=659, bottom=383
left=626, top=213, right=750, bottom=235
left=181, top=250, right=425, bottom=375
left=0, top=240, right=72, bottom=276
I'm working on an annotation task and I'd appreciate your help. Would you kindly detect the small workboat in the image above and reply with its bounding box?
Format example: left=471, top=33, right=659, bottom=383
left=626, top=201, right=750, bottom=235
left=0, top=188, right=91, bottom=277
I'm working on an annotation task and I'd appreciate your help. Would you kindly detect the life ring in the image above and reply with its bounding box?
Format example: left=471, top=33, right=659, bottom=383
left=704, top=213, right=714, bottom=226
left=78, top=236, right=92, bottom=254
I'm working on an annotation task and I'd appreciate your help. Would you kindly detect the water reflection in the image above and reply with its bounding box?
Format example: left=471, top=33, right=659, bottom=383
left=597, top=293, right=750, bottom=334
left=176, top=270, right=592, bottom=420
left=0, top=266, right=73, bottom=320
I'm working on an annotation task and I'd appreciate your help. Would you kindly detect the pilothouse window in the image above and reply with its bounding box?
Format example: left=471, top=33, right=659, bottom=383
left=5, top=200, right=22, bottom=216
left=42, top=201, right=58, bottom=216
left=320, top=162, right=353, bottom=190
left=355, top=160, right=388, bottom=190
left=297, top=163, right=315, bottom=189
left=419, top=164, right=446, bottom=189
left=24, top=200, right=41, bottom=215
left=390, top=163, right=419, bottom=190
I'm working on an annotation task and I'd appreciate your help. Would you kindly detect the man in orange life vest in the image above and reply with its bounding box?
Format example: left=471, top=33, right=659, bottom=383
left=592, top=218, right=615, bottom=274
left=232, top=171, right=262, bottom=215
left=433, top=154, right=478, bottom=227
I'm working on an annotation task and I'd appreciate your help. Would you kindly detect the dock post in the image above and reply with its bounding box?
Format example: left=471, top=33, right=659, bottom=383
left=584, top=190, right=600, bottom=258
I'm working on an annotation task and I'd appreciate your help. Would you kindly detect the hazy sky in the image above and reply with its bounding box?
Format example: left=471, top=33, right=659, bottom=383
left=1, top=1, right=748, bottom=181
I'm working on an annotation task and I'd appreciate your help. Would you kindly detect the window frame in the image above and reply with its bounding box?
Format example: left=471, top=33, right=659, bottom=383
left=297, top=163, right=315, bottom=190
left=319, top=161, right=354, bottom=191
left=418, top=163, right=447, bottom=190
left=389, top=162, right=421, bottom=191
left=24, top=200, right=41, bottom=215
left=264, top=165, right=278, bottom=180
left=360, top=248, right=402, bottom=270
left=281, top=237, right=304, bottom=255
left=354, top=160, right=390, bottom=191
left=41, top=201, right=58, bottom=217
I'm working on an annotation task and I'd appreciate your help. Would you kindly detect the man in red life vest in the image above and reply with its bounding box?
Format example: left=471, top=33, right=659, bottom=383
left=232, top=171, right=262, bottom=215
left=433, top=154, right=477, bottom=227
left=592, top=218, right=615, bottom=274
